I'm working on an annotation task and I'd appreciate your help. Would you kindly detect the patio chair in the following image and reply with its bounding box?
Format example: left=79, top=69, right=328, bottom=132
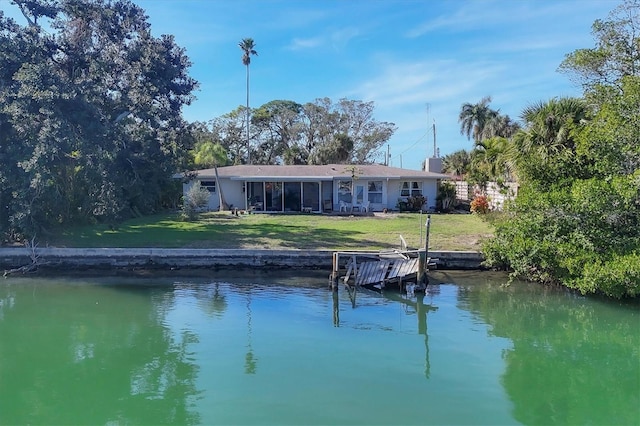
left=361, top=201, right=370, bottom=212
left=339, top=201, right=352, bottom=212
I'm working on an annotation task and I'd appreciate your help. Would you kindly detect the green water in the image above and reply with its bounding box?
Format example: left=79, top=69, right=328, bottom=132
left=0, top=271, right=638, bottom=425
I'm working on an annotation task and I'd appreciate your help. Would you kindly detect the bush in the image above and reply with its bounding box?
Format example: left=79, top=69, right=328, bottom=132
left=397, top=195, right=426, bottom=212
left=470, top=195, right=490, bottom=214
left=437, top=182, right=456, bottom=212
left=182, top=184, right=210, bottom=221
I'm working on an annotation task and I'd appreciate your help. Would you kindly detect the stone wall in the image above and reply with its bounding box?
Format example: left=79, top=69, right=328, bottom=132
left=0, top=248, right=485, bottom=272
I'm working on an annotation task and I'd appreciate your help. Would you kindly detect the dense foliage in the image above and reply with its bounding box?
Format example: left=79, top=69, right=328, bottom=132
left=0, top=0, right=197, bottom=242
left=0, top=0, right=399, bottom=243
left=193, top=97, right=396, bottom=166
left=483, top=0, right=640, bottom=298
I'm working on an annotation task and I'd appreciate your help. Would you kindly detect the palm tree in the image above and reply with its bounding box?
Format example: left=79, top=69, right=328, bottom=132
left=482, top=114, right=521, bottom=140
left=458, top=96, right=499, bottom=145
left=441, top=149, right=471, bottom=177
left=514, top=97, right=588, bottom=160
left=512, top=97, right=589, bottom=185
left=239, top=38, right=258, bottom=164
left=194, top=141, right=230, bottom=210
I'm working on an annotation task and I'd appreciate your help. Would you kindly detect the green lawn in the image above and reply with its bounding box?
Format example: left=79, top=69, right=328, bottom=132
left=46, top=211, right=493, bottom=251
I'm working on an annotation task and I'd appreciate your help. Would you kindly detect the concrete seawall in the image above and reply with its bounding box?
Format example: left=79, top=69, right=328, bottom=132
left=0, top=247, right=485, bottom=272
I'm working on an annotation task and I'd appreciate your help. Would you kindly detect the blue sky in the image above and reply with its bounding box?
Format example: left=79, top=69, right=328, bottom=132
left=4, top=0, right=618, bottom=170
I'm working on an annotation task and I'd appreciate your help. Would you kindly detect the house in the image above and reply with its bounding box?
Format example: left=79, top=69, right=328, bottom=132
left=180, top=164, right=449, bottom=213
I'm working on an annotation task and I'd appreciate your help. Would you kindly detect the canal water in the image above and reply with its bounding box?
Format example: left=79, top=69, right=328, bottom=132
left=0, top=271, right=638, bottom=425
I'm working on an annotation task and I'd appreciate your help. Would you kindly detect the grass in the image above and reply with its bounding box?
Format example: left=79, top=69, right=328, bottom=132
left=46, top=211, right=494, bottom=251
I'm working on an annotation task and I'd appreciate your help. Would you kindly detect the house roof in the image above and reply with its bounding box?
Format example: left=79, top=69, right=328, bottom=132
left=182, top=164, right=450, bottom=181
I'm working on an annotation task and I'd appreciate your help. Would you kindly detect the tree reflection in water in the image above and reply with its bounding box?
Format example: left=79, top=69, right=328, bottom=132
left=456, top=279, right=640, bottom=426
left=0, top=280, right=201, bottom=425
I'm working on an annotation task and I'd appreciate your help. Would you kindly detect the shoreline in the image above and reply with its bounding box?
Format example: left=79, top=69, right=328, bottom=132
left=0, top=247, right=485, bottom=272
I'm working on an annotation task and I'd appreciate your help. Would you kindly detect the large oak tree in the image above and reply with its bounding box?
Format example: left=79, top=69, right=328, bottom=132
left=0, top=0, right=197, bottom=241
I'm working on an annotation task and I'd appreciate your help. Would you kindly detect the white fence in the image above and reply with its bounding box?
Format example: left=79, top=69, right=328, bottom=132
left=452, top=181, right=518, bottom=211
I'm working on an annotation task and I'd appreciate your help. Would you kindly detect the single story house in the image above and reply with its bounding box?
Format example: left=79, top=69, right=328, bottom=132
left=180, top=164, right=449, bottom=213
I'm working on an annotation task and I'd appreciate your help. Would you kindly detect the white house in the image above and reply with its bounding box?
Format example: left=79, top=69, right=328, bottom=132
left=180, top=164, right=449, bottom=213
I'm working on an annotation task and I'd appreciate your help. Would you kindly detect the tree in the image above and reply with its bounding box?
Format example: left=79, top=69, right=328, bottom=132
left=483, top=1, right=640, bottom=298
left=558, top=0, right=640, bottom=89
left=512, top=97, right=589, bottom=186
left=469, top=136, right=513, bottom=188
left=482, top=114, right=521, bottom=140
left=203, top=97, right=395, bottom=166
left=458, top=96, right=499, bottom=145
left=239, top=38, right=257, bottom=164
left=0, top=0, right=197, bottom=241
left=193, top=141, right=230, bottom=211
left=441, top=149, right=471, bottom=177
left=310, top=134, right=354, bottom=165
left=251, top=100, right=302, bottom=164
left=337, top=98, right=396, bottom=164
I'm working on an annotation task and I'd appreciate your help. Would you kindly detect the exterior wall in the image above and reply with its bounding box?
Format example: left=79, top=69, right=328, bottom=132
left=387, top=178, right=438, bottom=211
left=186, top=176, right=443, bottom=212
left=183, top=179, right=244, bottom=211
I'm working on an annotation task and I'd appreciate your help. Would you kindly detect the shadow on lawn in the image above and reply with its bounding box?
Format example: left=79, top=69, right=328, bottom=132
left=181, top=222, right=378, bottom=250
left=53, top=214, right=402, bottom=250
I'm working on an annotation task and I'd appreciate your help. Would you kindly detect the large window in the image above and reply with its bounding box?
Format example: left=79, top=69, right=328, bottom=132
left=302, top=182, right=320, bottom=211
left=401, top=181, right=422, bottom=197
left=265, top=182, right=283, bottom=211
left=368, top=181, right=383, bottom=203
left=284, top=182, right=301, bottom=211
left=247, top=182, right=264, bottom=210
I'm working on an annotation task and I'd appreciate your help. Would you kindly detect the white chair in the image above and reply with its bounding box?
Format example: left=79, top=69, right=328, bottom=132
left=339, top=201, right=351, bottom=212
left=361, top=201, right=370, bottom=212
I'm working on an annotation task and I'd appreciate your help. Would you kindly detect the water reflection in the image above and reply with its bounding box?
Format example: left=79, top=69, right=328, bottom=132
left=244, top=289, right=257, bottom=375
left=1, top=273, right=637, bottom=426
left=452, top=273, right=640, bottom=426
left=0, top=280, right=201, bottom=425
left=333, top=284, right=439, bottom=378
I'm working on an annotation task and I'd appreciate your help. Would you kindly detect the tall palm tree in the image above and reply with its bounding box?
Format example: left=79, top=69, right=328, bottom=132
left=458, top=96, right=499, bottom=145
left=239, top=38, right=258, bottom=164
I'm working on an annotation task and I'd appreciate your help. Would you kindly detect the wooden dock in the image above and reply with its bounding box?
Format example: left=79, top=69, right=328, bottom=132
left=331, top=250, right=434, bottom=292
left=330, top=214, right=434, bottom=292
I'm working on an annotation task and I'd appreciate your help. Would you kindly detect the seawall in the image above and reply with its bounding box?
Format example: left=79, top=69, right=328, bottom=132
left=0, top=247, right=485, bottom=272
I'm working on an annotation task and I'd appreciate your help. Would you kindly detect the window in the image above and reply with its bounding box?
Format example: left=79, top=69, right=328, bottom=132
left=200, top=180, right=216, bottom=193
left=401, top=181, right=422, bottom=197
left=368, top=180, right=383, bottom=204
left=411, top=181, right=422, bottom=196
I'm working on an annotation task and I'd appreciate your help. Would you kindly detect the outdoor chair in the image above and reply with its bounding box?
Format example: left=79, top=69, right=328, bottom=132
left=339, top=201, right=352, bottom=212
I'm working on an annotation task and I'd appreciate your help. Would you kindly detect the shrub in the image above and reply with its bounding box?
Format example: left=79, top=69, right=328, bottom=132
left=437, top=182, right=456, bottom=212
left=470, top=195, right=490, bottom=214
left=397, top=195, right=426, bottom=212
left=182, top=184, right=210, bottom=220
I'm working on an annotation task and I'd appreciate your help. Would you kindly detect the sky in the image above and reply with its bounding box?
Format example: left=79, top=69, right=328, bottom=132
left=3, top=0, right=619, bottom=170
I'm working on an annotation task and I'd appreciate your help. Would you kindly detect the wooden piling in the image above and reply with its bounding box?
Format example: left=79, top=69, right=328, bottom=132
left=330, top=252, right=339, bottom=291
left=418, top=214, right=431, bottom=285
